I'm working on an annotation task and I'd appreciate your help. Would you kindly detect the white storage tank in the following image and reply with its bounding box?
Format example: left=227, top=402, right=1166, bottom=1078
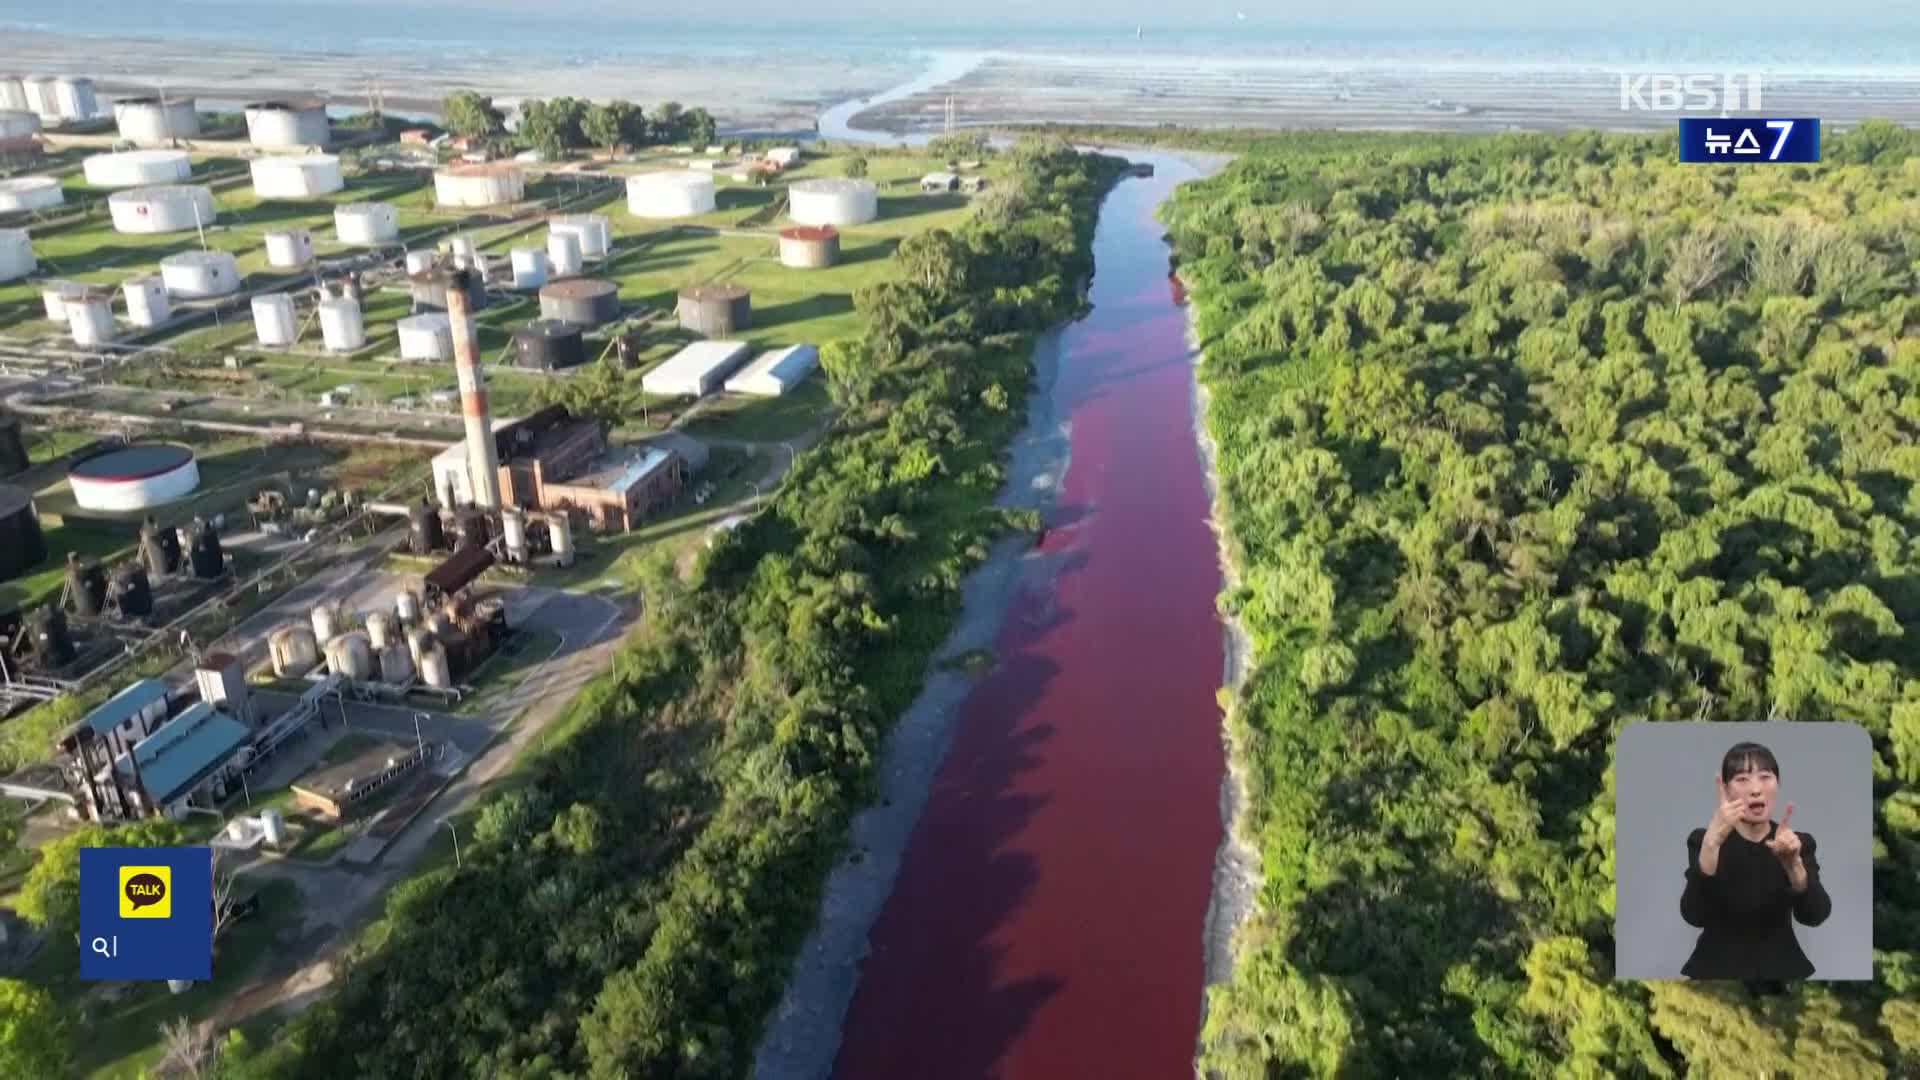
left=334, top=202, right=398, bottom=246
left=252, top=293, right=298, bottom=347
left=396, top=313, right=452, bottom=361
left=260, top=808, right=287, bottom=846
left=404, top=249, right=437, bottom=275
left=244, top=101, right=330, bottom=148
left=66, top=292, right=115, bottom=346
left=501, top=508, right=528, bottom=561
left=0, top=79, right=26, bottom=112
left=379, top=642, right=415, bottom=685
left=309, top=602, right=339, bottom=643
left=0, top=109, right=38, bottom=139
left=84, top=149, right=192, bottom=188
left=20, top=76, right=58, bottom=121
left=159, top=250, right=240, bottom=299
left=41, top=281, right=88, bottom=321
left=271, top=624, right=320, bottom=676
left=434, top=163, right=525, bottom=207
left=109, top=185, right=216, bottom=235
left=788, top=178, right=878, bottom=227
left=113, top=96, right=199, bottom=143
left=51, top=77, right=97, bottom=123
left=265, top=228, right=314, bottom=269
left=318, top=297, right=365, bottom=352
left=419, top=639, right=452, bottom=689
left=250, top=154, right=344, bottom=199
left=122, top=276, right=171, bottom=328
left=326, top=631, right=373, bottom=680
left=0, top=229, right=32, bottom=284
left=546, top=230, right=582, bottom=277
left=0, top=177, right=62, bottom=214
left=549, top=511, right=574, bottom=567
left=625, top=171, right=715, bottom=219
left=405, top=625, right=435, bottom=667
left=510, top=247, right=549, bottom=289
left=548, top=214, right=610, bottom=259
left=446, top=234, right=480, bottom=270
left=396, top=589, right=421, bottom=623
left=366, top=610, right=396, bottom=649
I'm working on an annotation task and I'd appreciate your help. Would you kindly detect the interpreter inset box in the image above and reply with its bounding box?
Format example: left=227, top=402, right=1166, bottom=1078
left=1614, top=722, right=1871, bottom=982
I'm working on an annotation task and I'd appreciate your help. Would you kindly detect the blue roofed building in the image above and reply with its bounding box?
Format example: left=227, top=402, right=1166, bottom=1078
left=109, top=702, right=252, bottom=819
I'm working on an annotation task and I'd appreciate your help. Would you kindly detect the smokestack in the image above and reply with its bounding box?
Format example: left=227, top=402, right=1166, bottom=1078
left=446, top=268, right=501, bottom=510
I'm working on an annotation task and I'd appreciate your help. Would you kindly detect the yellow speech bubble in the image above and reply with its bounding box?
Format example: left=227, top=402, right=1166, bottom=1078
left=118, top=864, right=172, bottom=919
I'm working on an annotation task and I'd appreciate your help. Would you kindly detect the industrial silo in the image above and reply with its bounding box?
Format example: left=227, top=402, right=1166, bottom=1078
left=244, top=100, right=331, bottom=148
left=270, top=624, right=320, bottom=676
left=250, top=155, right=344, bottom=200
left=318, top=297, right=365, bottom=352
left=548, top=511, right=575, bottom=568
left=265, top=228, right=314, bottom=269
left=112, top=96, right=200, bottom=143
left=50, top=77, right=97, bottom=123
left=0, top=109, right=37, bottom=140
left=379, top=641, right=415, bottom=684
left=187, top=517, right=224, bottom=578
left=501, top=508, right=529, bottom=563
left=418, top=634, right=452, bottom=689
left=433, top=163, right=525, bottom=208
left=0, top=176, right=63, bottom=213
left=309, top=601, right=339, bottom=643
left=0, top=229, right=32, bottom=284
left=19, top=76, right=58, bottom=120
left=252, top=294, right=298, bottom=347
left=513, top=320, right=587, bottom=371
left=366, top=610, right=396, bottom=650
left=83, top=149, right=192, bottom=188
left=325, top=630, right=374, bottom=680
left=112, top=564, right=153, bottom=618
left=122, top=276, right=171, bottom=328
left=788, top=178, right=878, bottom=227
left=41, top=280, right=89, bottom=321
left=405, top=249, right=437, bottom=276
left=509, top=248, right=549, bottom=289
left=548, top=214, right=611, bottom=259
left=778, top=225, right=841, bottom=269
left=28, top=606, right=74, bottom=665
left=406, top=504, right=443, bottom=556
left=0, top=485, right=46, bottom=584
left=396, top=313, right=453, bottom=361
left=108, top=185, right=217, bottom=235
left=538, top=278, right=619, bottom=328
left=625, top=171, right=715, bottom=219
left=546, top=230, right=583, bottom=277
left=139, top=515, right=182, bottom=577
left=66, top=554, right=107, bottom=616
left=676, top=284, right=752, bottom=337
left=334, top=202, right=398, bottom=246
left=159, top=250, right=241, bottom=299
left=65, top=291, right=115, bottom=347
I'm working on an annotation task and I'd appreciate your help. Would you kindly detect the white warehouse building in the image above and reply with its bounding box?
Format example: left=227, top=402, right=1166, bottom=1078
left=108, top=185, right=216, bottom=235
left=724, top=344, right=820, bottom=397
left=0, top=229, right=35, bottom=283
left=642, top=340, right=752, bottom=398
left=0, top=176, right=63, bottom=213
left=335, top=202, right=399, bottom=246
left=625, top=172, right=715, bottom=219
left=159, top=250, right=241, bottom=299
left=434, top=163, right=525, bottom=208
left=250, top=155, right=345, bottom=199
left=84, top=149, right=193, bottom=188
left=788, top=178, right=878, bottom=227
left=113, top=96, right=200, bottom=143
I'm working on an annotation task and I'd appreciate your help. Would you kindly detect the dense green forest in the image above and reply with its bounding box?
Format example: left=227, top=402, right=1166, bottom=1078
left=238, top=139, right=1123, bottom=1079
left=1162, top=123, right=1920, bottom=1075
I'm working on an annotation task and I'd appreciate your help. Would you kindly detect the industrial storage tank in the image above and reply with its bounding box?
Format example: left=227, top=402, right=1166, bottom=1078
left=378, top=642, right=414, bottom=684
left=250, top=155, right=344, bottom=199
left=122, top=276, right=170, bottom=328
left=406, top=505, right=443, bottom=556
left=334, top=202, right=398, bottom=246
left=419, top=636, right=452, bottom=689
left=778, top=225, right=841, bottom=269
left=252, top=294, right=298, bottom=347
left=51, top=77, right=97, bottom=122
left=548, top=511, right=575, bottom=567
left=66, top=291, right=115, bottom=347
left=396, top=587, right=422, bottom=623
left=538, top=278, right=619, bottom=327
left=548, top=214, right=610, bottom=259
left=509, top=248, right=549, bottom=289
left=501, top=507, right=528, bottom=562
left=434, top=163, right=525, bottom=207
left=513, top=320, right=587, bottom=371
left=325, top=631, right=374, bottom=680
left=404, top=249, right=436, bottom=276
left=108, top=185, right=216, bottom=235
left=41, top=281, right=89, bottom=321
left=0, top=229, right=34, bottom=284
left=68, top=444, right=200, bottom=512
left=264, top=228, right=313, bottom=269
left=366, top=610, right=396, bottom=649
left=396, top=313, right=453, bottom=361
left=187, top=517, right=224, bottom=578
left=28, top=606, right=74, bottom=665
left=113, top=96, right=199, bottom=143
left=546, top=230, right=582, bottom=277
left=140, top=515, right=182, bottom=576
left=318, top=297, right=365, bottom=352
left=0, top=413, right=27, bottom=477
left=0, top=485, right=46, bottom=584
left=454, top=507, right=490, bottom=551
left=405, top=625, right=435, bottom=666
left=788, top=178, right=878, bottom=227
left=270, top=624, right=320, bottom=676
left=0, top=176, right=63, bottom=213
left=66, top=555, right=107, bottom=616
left=409, top=269, right=487, bottom=313
left=19, top=77, right=58, bottom=120
left=676, top=284, right=752, bottom=337
left=113, top=564, right=153, bottom=617
left=309, top=601, right=340, bottom=643
left=0, top=109, right=38, bottom=139
left=625, top=171, right=715, bottom=219
left=244, top=101, right=330, bottom=148
left=0, top=78, right=24, bottom=111
left=83, top=149, right=192, bottom=188
left=159, top=250, right=240, bottom=299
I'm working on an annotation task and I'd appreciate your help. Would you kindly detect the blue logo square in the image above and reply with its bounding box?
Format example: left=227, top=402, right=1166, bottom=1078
left=79, top=846, right=213, bottom=982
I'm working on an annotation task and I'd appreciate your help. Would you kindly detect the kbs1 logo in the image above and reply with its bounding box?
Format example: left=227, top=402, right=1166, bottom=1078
left=1619, top=73, right=1764, bottom=113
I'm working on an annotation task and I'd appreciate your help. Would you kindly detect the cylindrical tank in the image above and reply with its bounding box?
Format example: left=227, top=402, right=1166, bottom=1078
left=122, top=276, right=171, bottom=327
left=0, top=78, right=24, bottom=110
left=68, top=556, right=107, bottom=617
left=334, top=202, right=398, bottom=246
left=454, top=507, right=490, bottom=551
left=113, top=564, right=152, bottom=617
left=366, top=610, right=395, bottom=650
left=548, top=214, right=611, bottom=259
left=244, top=101, right=331, bottom=148
left=264, top=229, right=314, bottom=269
left=188, top=519, right=223, bottom=578
left=446, top=234, right=480, bottom=270
left=512, top=320, right=587, bottom=371
left=549, top=511, right=575, bottom=567
left=405, top=249, right=437, bottom=276
left=379, top=642, right=415, bottom=684
left=420, top=639, right=452, bottom=689
left=270, top=624, right=320, bottom=676
left=0, top=229, right=33, bottom=284
left=0, top=109, right=38, bottom=139
left=501, top=508, right=528, bottom=562
left=250, top=154, right=344, bottom=200
left=778, top=225, right=841, bottom=269
left=140, top=516, right=182, bottom=576
left=509, top=248, right=549, bottom=289
left=251, top=294, right=298, bottom=347
left=427, top=611, right=454, bottom=638
left=0, top=176, right=64, bottom=214
left=66, top=293, right=115, bottom=347
left=260, top=808, right=287, bottom=846
left=676, top=284, right=752, bottom=337
left=789, top=178, right=878, bottom=226
left=325, top=630, right=373, bottom=680
left=41, top=281, right=89, bottom=322
left=309, top=602, right=337, bottom=643
left=108, top=185, right=216, bottom=235
left=406, top=625, right=435, bottom=666
left=159, top=250, right=240, bottom=299
left=538, top=278, right=619, bottom=327
left=434, top=164, right=525, bottom=207
left=82, top=149, right=192, bottom=188
left=0, top=485, right=47, bottom=582
left=396, top=588, right=422, bottom=623
left=546, top=230, right=583, bottom=277
left=0, top=414, right=26, bottom=477
left=113, top=96, right=200, bottom=143
left=407, top=504, right=443, bottom=556
left=396, top=313, right=453, bottom=361
left=48, top=77, right=97, bottom=122
left=318, top=297, right=365, bottom=352
left=625, top=171, right=715, bottom=218
left=28, top=606, right=74, bottom=665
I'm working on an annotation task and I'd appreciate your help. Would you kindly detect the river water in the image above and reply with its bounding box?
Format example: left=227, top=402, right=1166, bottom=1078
left=824, top=154, right=1231, bottom=1078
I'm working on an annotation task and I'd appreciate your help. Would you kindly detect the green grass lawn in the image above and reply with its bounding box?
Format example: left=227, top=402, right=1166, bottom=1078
left=450, top=629, right=563, bottom=716
left=681, top=379, right=831, bottom=442
left=7, top=519, right=137, bottom=609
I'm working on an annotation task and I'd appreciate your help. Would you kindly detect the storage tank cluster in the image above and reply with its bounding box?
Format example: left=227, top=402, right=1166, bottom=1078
left=396, top=313, right=453, bottom=361
left=108, top=185, right=216, bottom=235
left=22, top=75, right=96, bottom=123
left=625, top=171, right=715, bottom=218
left=250, top=154, right=344, bottom=200
left=0, top=228, right=32, bottom=283
left=779, top=225, right=841, bottom=269
left=538, top=278, right=620, bottom=328
left=335, top=202, right=398, bottom=246
left=677, top=284, right=752, bottom=337
left=265, top=228, right=314, bottom=269
left=513, top=320, right=587, bottom=371
left=789, top=178, right=878, bottom=227
left=434, top=163, right=525, bottom=208
left=123, top=276, right=170, bottom=328
left=0, top=109, right=39, bottom=140
left=548, top=214, right=610, bottom=259
left=112, top=96, right=199, bottom=143
left=252, top=293, right=298, bottom=347
left=159, top=250, right=240, bottom=299
left=244, top=101, right=331, bottom=148
left=0, top=176, right=63, bottom=213
left=84, top=149, right=192, bottom=188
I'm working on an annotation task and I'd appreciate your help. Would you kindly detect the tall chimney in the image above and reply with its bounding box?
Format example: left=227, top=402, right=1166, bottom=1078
left=446, top=268, right=501, bottom=510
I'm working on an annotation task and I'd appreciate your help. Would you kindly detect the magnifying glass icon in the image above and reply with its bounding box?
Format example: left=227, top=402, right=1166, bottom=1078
left=90, top=936, right=114, bottom=958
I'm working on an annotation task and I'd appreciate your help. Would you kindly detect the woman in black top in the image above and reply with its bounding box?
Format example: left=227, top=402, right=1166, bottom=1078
left=1680, top=741, right=1832, bottom=980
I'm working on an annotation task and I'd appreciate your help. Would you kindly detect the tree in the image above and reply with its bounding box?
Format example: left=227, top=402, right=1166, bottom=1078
left=843, top=156, right=869, bottom=179
left=683, top=108, right=717, bottom=152
left=441, top=91, right=504, bottom=139
left=819, top=339, right=878, bottom=409
left=154, top=1017, right=220, bottom=1080
left=583, top=100, right=644, bottom=153
left=651, top=101, right=685, bottom=144
left=17, top=819, right=185, bottom=943
left=519, top=97, right=589, bottom=161
left=0, top=978, right=69, bottom=1079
